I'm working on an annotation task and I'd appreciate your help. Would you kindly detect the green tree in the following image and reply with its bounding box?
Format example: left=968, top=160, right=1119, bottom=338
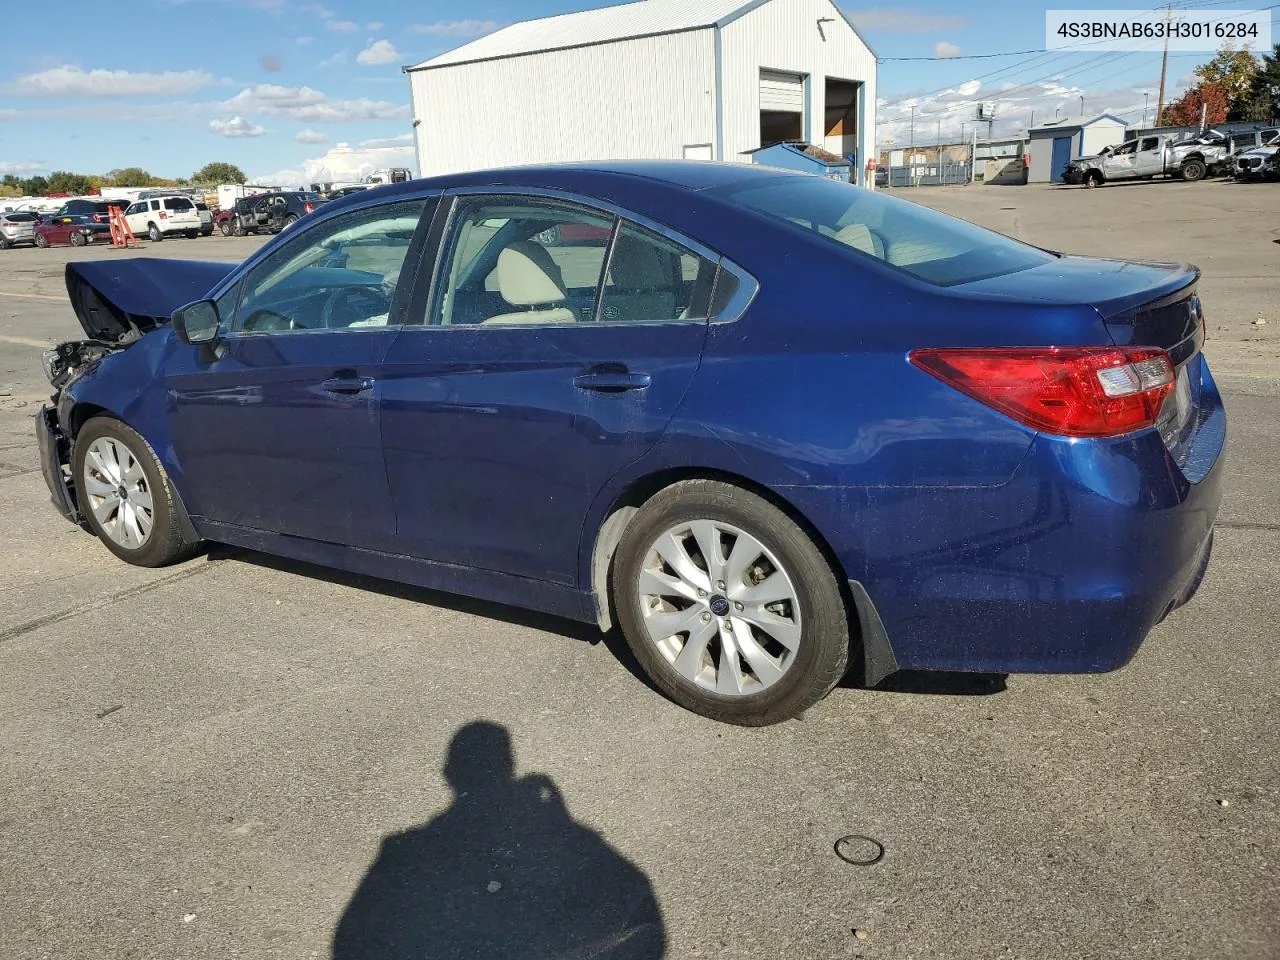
left=192, top=162, right=246, bottom=184
left=45, top=171, right=95, bottom=195
left=1242, top=43, right=1280, bottom=121
left=108, top=166, right=155, bottom=187
left=1, top=174, right=19, bottom=189
left=1193, top=43, right=1261, bottom=120
left=18, top=175, right=48, bottom=196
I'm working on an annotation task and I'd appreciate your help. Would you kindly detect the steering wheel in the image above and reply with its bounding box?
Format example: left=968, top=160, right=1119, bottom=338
left=318, top=285, right=391, bottom=329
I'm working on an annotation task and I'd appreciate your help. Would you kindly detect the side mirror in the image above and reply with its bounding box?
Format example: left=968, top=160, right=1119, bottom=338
left=172, top=299, right=220, bottom=345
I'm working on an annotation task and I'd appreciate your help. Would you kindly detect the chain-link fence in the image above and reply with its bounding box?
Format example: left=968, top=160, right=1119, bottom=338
left=881, top=162, right=973, bottom=187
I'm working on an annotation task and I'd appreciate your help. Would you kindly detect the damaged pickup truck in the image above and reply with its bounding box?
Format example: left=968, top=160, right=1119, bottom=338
left=1064, top=130, right=1233, bottom=186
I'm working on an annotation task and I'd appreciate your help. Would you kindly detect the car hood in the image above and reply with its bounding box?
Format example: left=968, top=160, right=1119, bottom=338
left=65, top=258, right=235, bottom=342
left=1238, top=145, right=1279, bottom=158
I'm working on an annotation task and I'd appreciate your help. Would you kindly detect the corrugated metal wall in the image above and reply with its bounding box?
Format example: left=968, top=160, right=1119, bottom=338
left=720, top=0, right=877, bottom=184
left=410, top=30, right=716, bottom=177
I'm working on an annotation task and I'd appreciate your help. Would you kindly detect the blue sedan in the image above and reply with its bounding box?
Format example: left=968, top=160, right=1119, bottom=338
left=36, top=162, right=1225, bottom=725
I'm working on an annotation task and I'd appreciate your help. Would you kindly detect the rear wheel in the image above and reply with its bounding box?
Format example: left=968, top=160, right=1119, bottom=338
left=1181, top=158, right=1206, bottom=182
left=0, top=236, right=10, bottom=250
left=283, top=214, right=298, bottom=230
left=612, top=480, right=849, bottom=726
left=35, top=233, right=48, bottom=248
left=147, top=223, right=162, bottom=242
left=69, top=231, right=86, bottom=247
left=219, top=220, right=232, bottom=236
left=73, top=418, right=199, bottom=567
left=186, top=229, right=199, bottom=239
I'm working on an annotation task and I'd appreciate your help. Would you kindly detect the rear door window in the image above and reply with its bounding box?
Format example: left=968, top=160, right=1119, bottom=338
left=599, top=223, right=716, bottom=323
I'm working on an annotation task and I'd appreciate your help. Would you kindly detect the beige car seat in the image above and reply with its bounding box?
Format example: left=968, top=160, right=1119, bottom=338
left=606, top=234, right=676, bottom=322
left=483, top=241, right=577, bottom=325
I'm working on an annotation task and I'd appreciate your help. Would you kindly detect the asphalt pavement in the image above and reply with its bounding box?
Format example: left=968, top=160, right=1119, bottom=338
left=0, top=180, right=1276, bottom=960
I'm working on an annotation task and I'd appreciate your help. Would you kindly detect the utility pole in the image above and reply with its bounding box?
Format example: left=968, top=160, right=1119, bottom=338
left=1079, top=95, right=1085, bottom=116
left=1142, top=91, right=1149, bottom=128
left=909, top=105, right=916, bottom=152
left=1155, top=3, right=1171, bottom=126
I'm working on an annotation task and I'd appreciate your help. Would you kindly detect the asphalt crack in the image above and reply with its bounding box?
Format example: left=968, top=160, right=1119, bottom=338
left=0, top=559, right=222, bottom=646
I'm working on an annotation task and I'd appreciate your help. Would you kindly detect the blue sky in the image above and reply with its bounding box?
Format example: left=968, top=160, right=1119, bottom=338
left=0, top=0, right=1273, bottom=185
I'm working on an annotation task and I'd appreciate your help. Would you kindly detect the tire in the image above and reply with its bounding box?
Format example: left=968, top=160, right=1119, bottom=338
left=72, top=417, right=199, bottom=568
left=0, top=236, right=9, bottom=250
left=1181, top=158, right=1206, bottom=182
left=1084, top=171, right=1103, bottom=188
left=219, top=220, right=232, bottom=236
left=282, top=214, right=298, bottom=230
left=186, top=230, right=199, bottom=239
left=147, top=223, right=162, bottom=242
left=231, top=219, right=244, bottom=237
left=612, top=479, right=849, bottom=726
left=35, top=233, right=48, bottom=248
left=69, top=231, right=86, bottom=247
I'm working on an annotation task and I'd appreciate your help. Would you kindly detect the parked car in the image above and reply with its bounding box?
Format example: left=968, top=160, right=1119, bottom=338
left=194, top=201, right=215, bottom=236
left=54, top=198, right=128, bottom=224
left=230, top=191, right=324, bottom=235
left=1234, top=133, right=1280, bottom=179
left=34, top=214, right=110, bottom=247
left=1066, top=131, right=1233, bottom=185
left=122, top=195, right=203, bottom=241
left=0, top=211, right=40, bottom=249
left=36, top=163, right=1224, bottom=726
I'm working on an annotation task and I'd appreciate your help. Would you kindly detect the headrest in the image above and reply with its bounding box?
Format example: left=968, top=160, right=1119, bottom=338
left=497, top=241, right=567, bottom=306
left=610, top=235, right=669, bottom=288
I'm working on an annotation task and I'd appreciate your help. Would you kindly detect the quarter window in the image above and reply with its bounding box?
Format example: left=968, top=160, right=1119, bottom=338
left=232, top=198, right=427, bottom=334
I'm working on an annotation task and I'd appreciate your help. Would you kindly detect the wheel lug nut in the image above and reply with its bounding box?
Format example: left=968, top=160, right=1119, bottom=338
left=716, top=580, right=726, bottom=591
left=734, top=601, right=744, bottom=611
left=723, top=620, right=733, bottom=632
left=700, top=612, right=712, bottom=623
left=697, top=588, right=707, bottom=598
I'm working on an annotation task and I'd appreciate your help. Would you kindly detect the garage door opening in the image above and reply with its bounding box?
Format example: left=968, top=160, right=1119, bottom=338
left=760, top=69, right=805, bottom=148
left=824, top=78, right=859, bottom=162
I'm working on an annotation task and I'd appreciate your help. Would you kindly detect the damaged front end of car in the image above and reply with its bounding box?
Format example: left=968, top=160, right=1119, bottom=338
left=37, top=257, right=236, bottom=524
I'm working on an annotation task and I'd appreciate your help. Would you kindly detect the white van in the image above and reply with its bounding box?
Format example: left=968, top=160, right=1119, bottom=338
left=123, top=196, right=203, bottom=241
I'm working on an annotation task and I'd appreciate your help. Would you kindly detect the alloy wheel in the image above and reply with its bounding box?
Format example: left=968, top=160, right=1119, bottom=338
left=637, top=520, right=802, bottom=696
left=81, top=436, right=154, bottom=549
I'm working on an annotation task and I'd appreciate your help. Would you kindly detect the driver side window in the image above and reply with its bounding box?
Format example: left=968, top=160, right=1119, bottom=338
left=232, top=198, right=428, bottom=335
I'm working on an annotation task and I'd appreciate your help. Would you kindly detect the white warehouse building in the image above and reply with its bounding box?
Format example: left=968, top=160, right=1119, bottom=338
left=405, top=0, right=878, bottom=186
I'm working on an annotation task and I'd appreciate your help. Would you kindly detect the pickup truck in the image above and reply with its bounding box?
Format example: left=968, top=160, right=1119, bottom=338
left=1064, top=131, right=1232, bottom=186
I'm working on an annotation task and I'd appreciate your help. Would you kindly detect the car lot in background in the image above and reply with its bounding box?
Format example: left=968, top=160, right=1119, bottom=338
left=122, top=195, right=203, bottom=241
left=0, top=180, right=1276, bottom=959
left=230, top=190, right=325, bottom=235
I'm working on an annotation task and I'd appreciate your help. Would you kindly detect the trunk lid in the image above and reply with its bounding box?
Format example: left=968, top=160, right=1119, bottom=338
left=65, top=258, right=236, bottom=342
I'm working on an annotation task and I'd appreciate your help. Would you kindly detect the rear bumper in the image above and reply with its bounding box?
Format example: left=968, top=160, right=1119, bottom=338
left=785, top=360, right=1227, bottom=676
left=36, top=405, right=79, bottom=524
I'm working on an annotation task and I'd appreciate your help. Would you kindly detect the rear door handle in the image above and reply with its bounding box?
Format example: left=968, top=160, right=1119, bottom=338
left=573, top=370, right=652, bottom=393
left=321, top=376, right=375, bottom=396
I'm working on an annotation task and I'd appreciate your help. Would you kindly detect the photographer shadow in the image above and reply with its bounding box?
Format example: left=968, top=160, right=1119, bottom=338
left=332, top=721, right=665, bottom=959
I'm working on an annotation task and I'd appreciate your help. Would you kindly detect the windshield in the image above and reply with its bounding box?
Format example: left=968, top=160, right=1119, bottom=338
left=717, top=175, right=1055, bottom=286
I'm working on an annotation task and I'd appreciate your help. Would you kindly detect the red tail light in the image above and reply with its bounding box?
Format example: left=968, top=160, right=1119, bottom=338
left=909, top=346, right=1176, bottom=438
left=159, top=211, right=167, bottom=219
left=304, top=202, right=314, bottom=213
left=92, top=214, right=104, bottom=223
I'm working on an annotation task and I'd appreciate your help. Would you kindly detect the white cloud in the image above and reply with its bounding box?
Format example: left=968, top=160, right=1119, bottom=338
left=221, top=83, right=406, bottom=122
left=408, top=19, right=499, bottom=37
left=357, top=39, right=401, bottom=66
left=295, top=128, right=328, bottom=143
left=846, top=8, right=969, bottom=32
left=934, top=41, right=962, bottom=58
left=296, top=36, right=314, bottom=46
left=251, top=133, right=415, bottom=187
left=366, top=20, right=383, bottom=30
left=11, top=65, right=214, bottom=98
left=318, top=50, right=348, bottom=67
left=326, top=18, right=358, bottom=32
left=210, top=115, right=266, bottom=137
left=956, top=79, right=981, bottom=97
left=0, top=160, right=46, bottom=175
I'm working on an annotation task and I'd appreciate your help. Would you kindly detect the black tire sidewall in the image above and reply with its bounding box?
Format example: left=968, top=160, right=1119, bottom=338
left=612, top=481, right=849, bottom=725
left=72, top=417, right=191, bottom=567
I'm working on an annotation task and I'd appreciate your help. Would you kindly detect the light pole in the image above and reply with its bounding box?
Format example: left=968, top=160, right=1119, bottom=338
left=909, top=105, right=915, bottom=152
left=1079, top=95, right=1085, bottom=116
left=1142, top=92, right=1149, bottom=128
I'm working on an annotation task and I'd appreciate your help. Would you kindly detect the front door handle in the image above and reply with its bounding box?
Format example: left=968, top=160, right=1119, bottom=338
left=321, top=376, right=375, bottom=396
left=573, top=368, right=652, bottom=393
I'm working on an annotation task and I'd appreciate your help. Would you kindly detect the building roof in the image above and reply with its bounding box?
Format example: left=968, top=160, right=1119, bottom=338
left=407, top=0, right=873, bottom=71
left=1028, top=113, right=1127, bottom=134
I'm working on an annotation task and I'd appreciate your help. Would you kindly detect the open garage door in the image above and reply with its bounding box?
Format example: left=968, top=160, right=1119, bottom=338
left=760, top=69, right=805, bottom=147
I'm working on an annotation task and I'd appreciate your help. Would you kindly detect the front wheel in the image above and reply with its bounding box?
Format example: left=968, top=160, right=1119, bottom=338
left=35, top=233, right=48, bottom=248
left=612, top=480, right=850, bottom=726
left=219, top=220, right=232, bottom=236
left=147, top=223, right=162, bottom=242
left=69, top=231, right=87, bottom=247
left=1181, top=158, right=1207, bottom=182
left=72, top=417, right=198, bottom=567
